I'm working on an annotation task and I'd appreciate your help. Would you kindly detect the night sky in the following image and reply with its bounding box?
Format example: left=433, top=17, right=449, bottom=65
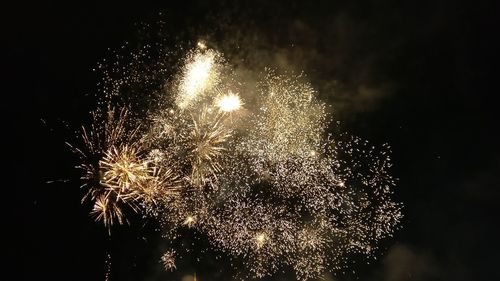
left=10, top=1, right=499, bottom=281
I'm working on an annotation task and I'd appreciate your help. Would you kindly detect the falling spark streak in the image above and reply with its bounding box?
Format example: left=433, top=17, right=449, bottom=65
left=69, top=42, right=403, bottom=280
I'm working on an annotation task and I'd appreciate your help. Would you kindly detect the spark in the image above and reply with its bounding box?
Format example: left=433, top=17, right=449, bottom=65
left=197, top=41, right=207, bottom=50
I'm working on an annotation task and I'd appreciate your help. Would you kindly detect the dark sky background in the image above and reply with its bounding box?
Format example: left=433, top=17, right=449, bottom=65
left=8, top=1, right=499, bottom=281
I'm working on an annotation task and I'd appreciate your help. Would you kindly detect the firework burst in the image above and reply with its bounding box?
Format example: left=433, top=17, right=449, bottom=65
left=161, top=250, right=177, bottom=271
left=69, top=106, right=179, bottom=232
left=188, top=108, right=232, bottom=187
left=68, top=42, right=403, bottom=279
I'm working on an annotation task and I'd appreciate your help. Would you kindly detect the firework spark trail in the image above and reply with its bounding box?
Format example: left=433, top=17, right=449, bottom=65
left=104, top=252, right=112, bottom=281
left=70, top=42, right=403, bottom=280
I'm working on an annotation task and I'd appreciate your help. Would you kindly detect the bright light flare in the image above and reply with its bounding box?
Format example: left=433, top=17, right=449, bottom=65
left=216, top=92, right=242, bottom=112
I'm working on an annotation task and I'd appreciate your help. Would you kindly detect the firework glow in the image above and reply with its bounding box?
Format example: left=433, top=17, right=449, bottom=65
left=216, top=92, right=242, bottom=112
left=68, top=41, right=403, bottom=280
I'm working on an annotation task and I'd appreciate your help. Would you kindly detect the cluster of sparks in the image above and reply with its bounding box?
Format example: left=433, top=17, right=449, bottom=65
left=70, top=42, right=402, bottom=280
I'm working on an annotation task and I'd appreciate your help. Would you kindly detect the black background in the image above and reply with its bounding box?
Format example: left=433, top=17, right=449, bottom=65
left=8, top=1, right=499, bottom=280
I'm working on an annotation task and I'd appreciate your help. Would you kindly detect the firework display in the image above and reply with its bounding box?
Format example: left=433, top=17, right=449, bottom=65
left=69, top=42, right=402, bottom=280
